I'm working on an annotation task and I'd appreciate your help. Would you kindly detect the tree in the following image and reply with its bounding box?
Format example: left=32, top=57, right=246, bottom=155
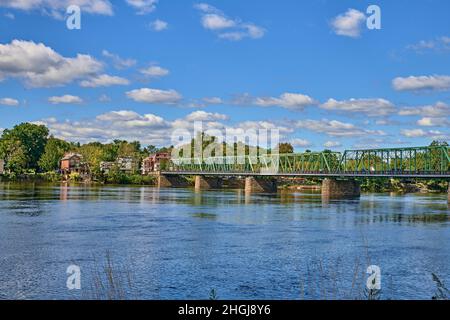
left=38, top=137, right=71, bottom=172
left=278, top=143, right=294, bottom=154
left=0, top=123, right=49, bottom=172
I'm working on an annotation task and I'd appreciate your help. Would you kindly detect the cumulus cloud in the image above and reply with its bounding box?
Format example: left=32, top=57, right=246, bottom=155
left=126, top=0, right=158, bottom=15
left=417, top=117, right=450, bottom=127
left=320, top=98, right=396, bottom=117
left=324, top=141, right=342, bottom=148
left=398, top=102, right=450, bottom=117
left=102, top=50, right=136, bottom=69
left=331, top=9, right=366, bottom=38
left=0, top=97, right=19, bottom=106
left=0, top=40, right=102, bottom=87
left=296, top=119, right=385, bottom=137
left=140, top=65, right=170, bottom=78
left=48, top=95, right=83, bottom=104
left=392, top=75, right=450, bottom=92
left=291, top=138, right=311, bottom=148
left=185, top=111, right=229, bottom=122
left=126, top=88, right=182, bottom=104
left=194, top=3, right=265, bottom=41
left=254, top=93, right=316, bottom=110
left=150, top=19, right=168, bottom=31
left=80, top=74, right=130, bottom=88
left=0, top=0, right=113, bottom=18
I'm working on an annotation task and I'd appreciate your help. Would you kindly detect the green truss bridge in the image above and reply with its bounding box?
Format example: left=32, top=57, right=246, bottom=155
left=165, top=146, right=450, bottom=179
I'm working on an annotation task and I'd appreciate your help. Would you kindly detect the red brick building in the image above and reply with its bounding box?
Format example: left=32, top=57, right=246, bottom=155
left=60, top=153, right=88, bottom=174
left=142, top=152, right=171, bottom=175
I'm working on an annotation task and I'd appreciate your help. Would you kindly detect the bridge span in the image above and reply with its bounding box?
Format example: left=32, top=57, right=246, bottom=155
left=158, top=146, right=450, bottom=200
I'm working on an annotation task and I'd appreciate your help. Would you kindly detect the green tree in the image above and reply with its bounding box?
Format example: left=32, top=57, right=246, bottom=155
left=0, top=123, right=49, bottom=172
left=38, top=136, right=71, bottom=172
left=278, top=143, right=294, bottom=154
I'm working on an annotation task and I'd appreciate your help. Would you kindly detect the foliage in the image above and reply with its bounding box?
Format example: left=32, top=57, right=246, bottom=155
left=0, top=123, right=49, bottom=173
left=278, top=142, right=294, bottom=154
left=38, top=136, right=72, bottom=172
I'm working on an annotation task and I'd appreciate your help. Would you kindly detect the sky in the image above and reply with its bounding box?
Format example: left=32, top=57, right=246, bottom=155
left=0, top=0, right=450, bottom=151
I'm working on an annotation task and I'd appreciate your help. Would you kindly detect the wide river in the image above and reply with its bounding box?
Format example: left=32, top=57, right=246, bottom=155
left=0, top=183, right=449, bottom=300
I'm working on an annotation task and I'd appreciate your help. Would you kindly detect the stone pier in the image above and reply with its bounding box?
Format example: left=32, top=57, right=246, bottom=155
left=448, top=183, right=450, bottom=203
left=157, top=175, right=189, bottom=188
left=244, top=177, right=278, bottom=193
left=321, top=178, right=361, bottom=199
left=194, top=176, right=223, bottom=190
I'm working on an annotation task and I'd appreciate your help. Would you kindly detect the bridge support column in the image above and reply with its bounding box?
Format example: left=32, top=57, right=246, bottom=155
left=448, top=183, right=450, bottom=203
left=245, top=177, right=277, bottom=193
left=194, top=176, right=223, bottom=190
left=158, top=175, right=189, bottom=188
left=321, top=178, right=360, bottom=199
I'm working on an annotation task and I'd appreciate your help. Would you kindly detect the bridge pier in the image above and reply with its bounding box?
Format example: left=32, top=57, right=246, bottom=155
left=448, top=183, right=450, bottom=203
left=321, top=178, right=360, bottom=199
left=158, top=174, right=189, bottom=188
left=245, top=177, right=278, bottom=193
left=194, top=176, right=223, bottom=190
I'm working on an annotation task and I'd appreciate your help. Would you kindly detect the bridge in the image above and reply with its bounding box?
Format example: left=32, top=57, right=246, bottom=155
left=159, top=146, right=450, bottom=200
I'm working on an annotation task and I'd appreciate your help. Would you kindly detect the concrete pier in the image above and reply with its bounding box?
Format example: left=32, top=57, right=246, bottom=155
left=321, top=178, right=361, bottom=199
left=157, top=175, right=189, bottom=188
left=194, top=176, right=223, bottom=190
left=244, top=177, right=278, bottom=193
left=448, top=183, right=450, bottom=203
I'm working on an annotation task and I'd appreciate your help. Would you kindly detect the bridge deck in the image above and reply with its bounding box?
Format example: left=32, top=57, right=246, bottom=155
left=162, top=171, right=450, bottom=179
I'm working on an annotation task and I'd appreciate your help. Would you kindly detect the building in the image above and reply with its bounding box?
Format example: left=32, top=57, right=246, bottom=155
left=60, top=153, right=88, bottom=174
left=0, top=159, right=4, bottom=175
left=142, top=152, right=171, bottom=175
left=100, top=157, right=138, bottom=174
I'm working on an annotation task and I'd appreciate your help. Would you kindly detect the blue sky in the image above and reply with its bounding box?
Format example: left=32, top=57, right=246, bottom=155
left=0, top=0, right=449, bottom=150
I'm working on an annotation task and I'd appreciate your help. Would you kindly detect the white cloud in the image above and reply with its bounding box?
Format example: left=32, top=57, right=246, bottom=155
left=324, top=141, right=342, bottom=148
left=202, top=97, right=223, bottom=105
left=48, top=95, right=83, bottom=104
left=0, top=0, right=113, bottom=18
left=331, top=9, right=366, bottom=38
left=140, top=65, right=169, bottom=78
left=320, top=98, right=396, bottom=117
left=4, top=12, right=15, bottom=19
left=98, top=94, right=111, bottom=102
left=401, top=129, right=426, bottom=138
left=80, top=74, right=130, bottom=88
left=417, top=117, right=450, bottom=127
left=194, top=3, right=265, bottom=41
left=392, top=75, right=450, bottom=92
left=102, top=50, right=136, bottom=69
left=0, top=40, right=102, bottom=87
left=0, top=97, right=19, bottom=106
left=126, top=88, right=182, bottom=104
left=150, top=19, right=168, bottom=31
left=406, top=36, right=450, bottom=53
left=185, top=111, right=229, bottom=122
left=126, top=0, right=158, bottom=15
left=398, top=102, right=450, bottom=117
left=291, top=138, right=311, bottom=148
left=254, top=93, right=316, bottom=110
left=296, top=119, right=385, bottom=137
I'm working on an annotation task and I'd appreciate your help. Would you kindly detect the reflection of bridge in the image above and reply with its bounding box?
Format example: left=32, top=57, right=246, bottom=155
left=159, top=146, right=450, bottom=200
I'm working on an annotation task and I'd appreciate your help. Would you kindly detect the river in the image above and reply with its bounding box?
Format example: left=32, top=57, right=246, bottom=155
left=0, top=183, right=449, bottom=300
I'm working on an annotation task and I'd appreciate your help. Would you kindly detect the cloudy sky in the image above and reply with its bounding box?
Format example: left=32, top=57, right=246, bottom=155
left=0, top=0, right=449, bottom=150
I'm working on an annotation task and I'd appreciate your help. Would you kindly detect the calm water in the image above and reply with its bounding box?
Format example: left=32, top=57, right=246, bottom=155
left=0, top=182, right=449, bottom=300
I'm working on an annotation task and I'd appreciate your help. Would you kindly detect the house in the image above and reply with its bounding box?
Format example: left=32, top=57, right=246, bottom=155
left=60, top=153, right=88, bottom=174
left=142, top=152, right=171, bottom=175
left=0, top=159, right=4, bottom=175
left=100, top=157, right=138, bottom=174
left=100, top=161, right=115, bottom=174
